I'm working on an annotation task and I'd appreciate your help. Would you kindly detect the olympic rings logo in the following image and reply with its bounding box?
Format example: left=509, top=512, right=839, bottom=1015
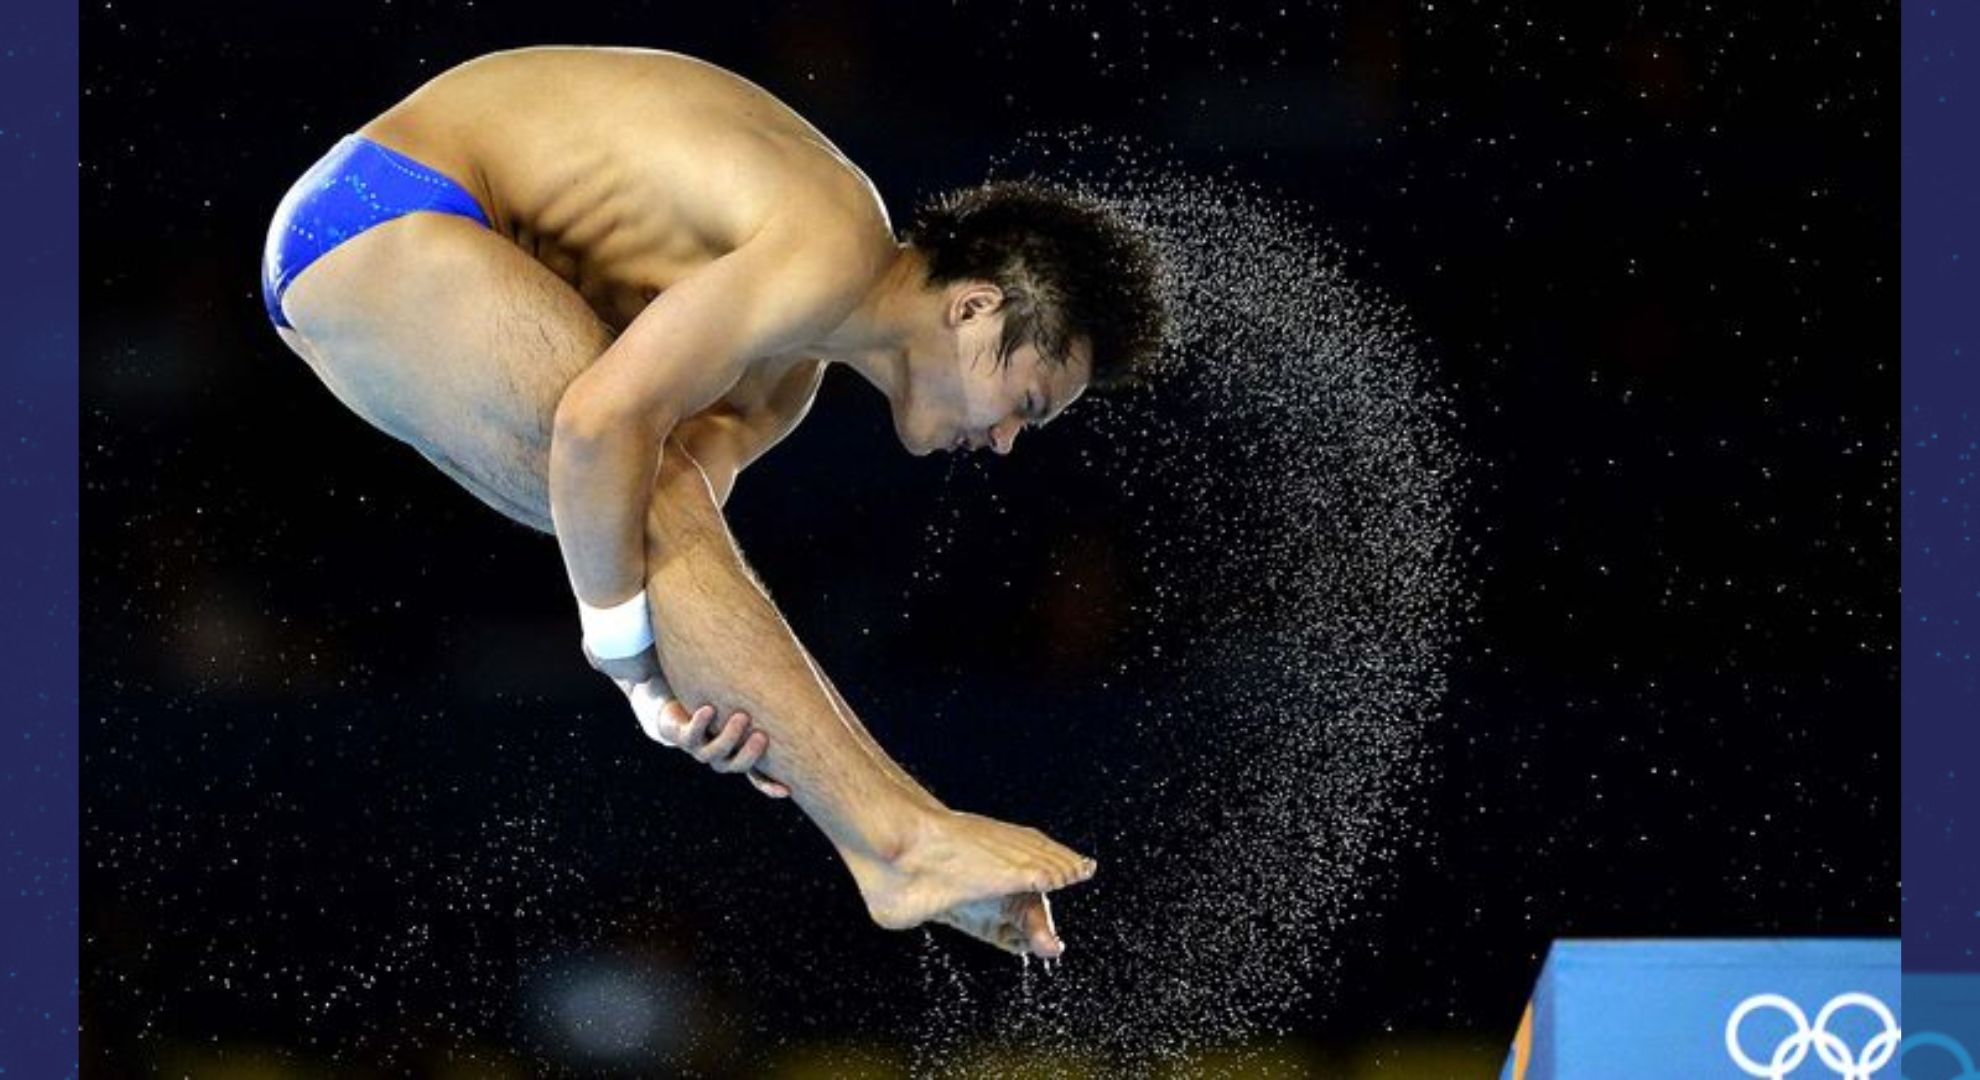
left=1900, top=1032, right=1980, bottom=1080
left=1725, top=992, right=1902, bottom=1079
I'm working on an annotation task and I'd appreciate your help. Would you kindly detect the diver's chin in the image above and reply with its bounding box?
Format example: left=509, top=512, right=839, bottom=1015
left=898, top=417, right=947, bottom=457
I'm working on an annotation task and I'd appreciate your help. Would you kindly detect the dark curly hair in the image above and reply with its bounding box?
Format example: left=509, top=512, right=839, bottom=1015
left=903, top=180, right=1167, bottom=391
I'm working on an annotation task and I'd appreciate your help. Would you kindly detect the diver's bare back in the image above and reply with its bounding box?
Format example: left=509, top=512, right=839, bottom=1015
left=341, top=48, right=888, bottom=506
left=365, top=49, right=884, bottom=328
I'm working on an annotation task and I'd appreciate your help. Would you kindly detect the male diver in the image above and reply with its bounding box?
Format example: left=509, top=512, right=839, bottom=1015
left=262, top=47, right=1166, bottom=957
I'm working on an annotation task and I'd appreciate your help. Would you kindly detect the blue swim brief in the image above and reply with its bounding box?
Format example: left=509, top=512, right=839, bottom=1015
left=261, top=133, right=491, bottom=330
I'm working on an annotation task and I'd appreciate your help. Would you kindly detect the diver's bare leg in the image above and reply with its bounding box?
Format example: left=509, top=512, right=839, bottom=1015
left=641, top=442, right=1095, bottom=951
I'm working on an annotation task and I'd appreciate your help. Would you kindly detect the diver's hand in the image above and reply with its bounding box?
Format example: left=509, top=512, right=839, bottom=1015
left=609, top=678, right=791, bottom=799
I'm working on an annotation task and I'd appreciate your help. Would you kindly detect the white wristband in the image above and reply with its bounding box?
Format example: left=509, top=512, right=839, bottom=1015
left=579, top=591, right=655, bottom=660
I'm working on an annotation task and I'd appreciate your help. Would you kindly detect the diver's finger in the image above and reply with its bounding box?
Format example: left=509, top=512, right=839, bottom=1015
left=678, top=704, right=717, bottom=748
left=694, top=711, right=750, bottom=763
left=717, top=730, right=769, bottom=774
left=746, top=770, right=790, bottom=798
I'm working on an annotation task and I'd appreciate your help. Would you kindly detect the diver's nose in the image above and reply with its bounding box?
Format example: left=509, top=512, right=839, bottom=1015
left=990, top=418, right=1021, bottom=455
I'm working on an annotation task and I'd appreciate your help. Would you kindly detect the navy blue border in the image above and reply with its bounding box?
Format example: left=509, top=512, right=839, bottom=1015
left=0, top=0, right=79, bottom=1074
left=1903, top=0, right=1980, bottom=971
left=0, top=0, right=1949, bottom=1067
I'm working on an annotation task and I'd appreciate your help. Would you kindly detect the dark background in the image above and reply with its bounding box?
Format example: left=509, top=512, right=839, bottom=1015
left=83, top=1, right=1897, bottom=1074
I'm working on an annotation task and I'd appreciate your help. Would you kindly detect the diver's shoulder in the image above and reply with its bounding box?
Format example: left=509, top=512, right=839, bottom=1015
left=774, top=191, right=898, bottom=296
left=757, top=137, right=898, bottom=253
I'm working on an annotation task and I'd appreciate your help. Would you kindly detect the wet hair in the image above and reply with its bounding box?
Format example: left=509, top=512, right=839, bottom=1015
left=904, top=180, right=1167, bottom=391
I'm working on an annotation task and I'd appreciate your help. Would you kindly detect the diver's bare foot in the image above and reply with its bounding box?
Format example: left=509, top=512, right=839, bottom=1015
left=843, top=809, right=1096, bottom=949
left=932, top=890, right=1066, bottom=957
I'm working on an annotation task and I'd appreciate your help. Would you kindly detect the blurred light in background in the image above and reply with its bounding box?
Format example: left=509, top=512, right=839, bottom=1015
left=524, top=952, right=697, bottom=1068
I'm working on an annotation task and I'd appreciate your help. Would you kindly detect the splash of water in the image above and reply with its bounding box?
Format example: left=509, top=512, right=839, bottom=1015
left=903, top=134, right=1469, bottom=1073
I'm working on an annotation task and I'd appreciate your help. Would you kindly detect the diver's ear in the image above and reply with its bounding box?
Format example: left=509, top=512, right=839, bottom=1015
left=947, top=282, right=1005, bottom=327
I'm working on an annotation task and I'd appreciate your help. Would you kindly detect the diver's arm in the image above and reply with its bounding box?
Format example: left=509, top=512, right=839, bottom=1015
left=549, top=242, right=802, bottom=611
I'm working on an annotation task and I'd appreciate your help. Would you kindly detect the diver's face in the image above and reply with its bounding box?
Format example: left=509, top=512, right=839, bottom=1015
left=895, top=287, right=1093, bottom=457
